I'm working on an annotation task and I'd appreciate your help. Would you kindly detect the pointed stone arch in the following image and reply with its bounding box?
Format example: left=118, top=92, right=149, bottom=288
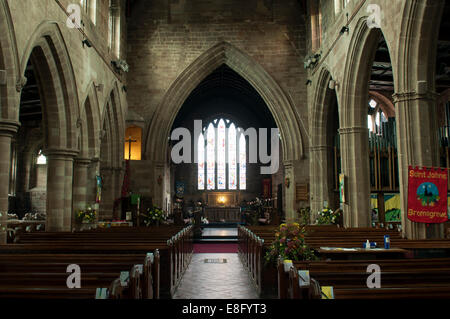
left=19, top=21, right=80, bottom=152
left=144, top=41, right=304, bottom=164
left=310, top=66, right=341, bottom=215
left=98, top=82, right=125, bottom=219
left=0, top=0, right=20, bottom=121
left=79, top=82, right=101, bottom=159
left=339, top=17, right=397, bottom=228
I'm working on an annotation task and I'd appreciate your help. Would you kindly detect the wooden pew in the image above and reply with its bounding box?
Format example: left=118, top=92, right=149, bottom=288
left=0, top=225, right=193, bottom=298
left=279, top=258, right=450, bottom=299
left=239, top=225, right=450, bottom=298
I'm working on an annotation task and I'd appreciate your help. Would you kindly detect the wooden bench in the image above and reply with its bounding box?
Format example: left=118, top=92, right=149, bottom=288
left=238, top=225, right=450, bottom=298
left=278, top=257, right=450, bottom=299
left=0, top=225, right=193, bottom=298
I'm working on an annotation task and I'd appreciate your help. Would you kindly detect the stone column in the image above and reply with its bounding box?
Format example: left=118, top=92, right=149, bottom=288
left=309, top=145, right=334, bottom=218
left=154, top=162, right=165, bottom=208
left=46, top=149, right=77, bottom=232
left=0, top=120, right=20, bottom=243
left=283, top=160, right=296, bottom=221
left=393, top=91, right=441, bottom=239
left=72, top=158, right=92, bottom=214
left=99, top=167, right=114, bottom=219
left=339, top=126, right=371, bottom=228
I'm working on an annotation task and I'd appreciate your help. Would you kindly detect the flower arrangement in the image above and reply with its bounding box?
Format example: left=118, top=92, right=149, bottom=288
left=76, top=207, right=97, bottom=223
left=316, top=207, right=341, bottom=225
left=265, top=223, right=316, bottom=265
left=140, top=206, right=166, bottom=226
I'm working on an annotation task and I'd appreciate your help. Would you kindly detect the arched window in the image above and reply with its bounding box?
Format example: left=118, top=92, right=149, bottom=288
left=124, top=126, right=142, bottom=160
left=198, top=119, right=246, bottom=190
left=198, top=134, right=205, bottom=190
left=368, top=99, right=388, bottom=136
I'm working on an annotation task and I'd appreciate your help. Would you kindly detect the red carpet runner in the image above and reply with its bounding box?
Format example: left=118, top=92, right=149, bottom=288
left=193, top=243, right=238, bottom=253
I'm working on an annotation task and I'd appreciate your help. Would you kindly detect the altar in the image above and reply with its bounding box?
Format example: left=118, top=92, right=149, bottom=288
left=204, top=207, right=241, bottom=223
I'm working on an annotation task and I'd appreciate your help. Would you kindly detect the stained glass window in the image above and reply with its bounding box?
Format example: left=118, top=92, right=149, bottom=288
left=239, top=134, right=246, bottom=190
left=198, top=120, right=246, bottom=190
left=198, top=134, right=205, bottom=190
left=217, top=119, right=226, bottom=190
left=206, top=123, right=215, bottom=190
left=228, top=123, right=237, bottom=189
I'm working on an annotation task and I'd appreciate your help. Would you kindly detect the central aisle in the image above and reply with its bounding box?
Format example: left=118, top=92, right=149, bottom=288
left=173, top=253, right=259, bottom=299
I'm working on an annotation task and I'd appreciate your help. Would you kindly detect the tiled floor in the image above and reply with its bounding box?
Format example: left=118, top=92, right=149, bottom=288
left=173, top=253, right=259, bottom=299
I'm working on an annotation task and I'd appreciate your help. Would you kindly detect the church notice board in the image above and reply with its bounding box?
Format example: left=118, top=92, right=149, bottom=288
left=407, top=166, right=448, bottom=223
left=296, top=183, right=309, bottom=202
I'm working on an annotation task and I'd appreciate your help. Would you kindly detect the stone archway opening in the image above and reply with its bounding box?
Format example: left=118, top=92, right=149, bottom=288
left=169, top=64, right=283, bottom=223
left=310, top=68, right=341, bottom=219
left=144, top=42, right=305, bottom=218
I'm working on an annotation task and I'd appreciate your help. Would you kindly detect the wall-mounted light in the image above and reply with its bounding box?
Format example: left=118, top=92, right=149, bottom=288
left=340, top=13, right=350, bottom=35
left=82, top=38, right=92, bottom=48
left=306, top=79, right=312, bottom=86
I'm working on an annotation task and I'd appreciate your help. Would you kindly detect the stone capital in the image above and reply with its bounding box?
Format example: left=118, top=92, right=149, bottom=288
left=0, top=119, right=20, bottom=137
left=74, top=157, right=92, bottom=166
left=45, top=148, right=79, bottom=160
left=392, top=91, right=438, bottom=104
left=338, top=126, right=368, bottom=135
left=309, top=145, right=330, bottom=152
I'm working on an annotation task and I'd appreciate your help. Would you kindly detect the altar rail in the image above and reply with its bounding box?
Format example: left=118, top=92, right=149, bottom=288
left=204, top=207, right=241, bottom=222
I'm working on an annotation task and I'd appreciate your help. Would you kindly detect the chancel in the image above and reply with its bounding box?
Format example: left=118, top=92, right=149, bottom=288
left=1, top=0, right=450, bottom=302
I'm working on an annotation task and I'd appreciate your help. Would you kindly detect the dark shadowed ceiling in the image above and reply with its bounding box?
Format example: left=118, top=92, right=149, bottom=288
left=172, top=64, right=277, bottom=131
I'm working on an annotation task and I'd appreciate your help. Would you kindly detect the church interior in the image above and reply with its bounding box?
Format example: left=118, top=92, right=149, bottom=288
left=1, top=0, right=450, bottom=301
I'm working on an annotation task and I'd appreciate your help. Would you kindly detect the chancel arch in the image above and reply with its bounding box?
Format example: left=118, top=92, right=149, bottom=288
left=145, top=42, right=304, bottom=216
left=169, top=63, right=280, bottom=219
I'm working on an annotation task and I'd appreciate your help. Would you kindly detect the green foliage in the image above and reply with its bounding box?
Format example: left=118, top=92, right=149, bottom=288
left=385, top=208, right=401, bottom=222
left=76, top=207, right=96, bottom=223
left=316, top=208, right=340, bottom=225
left=265, top=223, right=317, bottom=266
left=140, top=206, right=166, bottom=226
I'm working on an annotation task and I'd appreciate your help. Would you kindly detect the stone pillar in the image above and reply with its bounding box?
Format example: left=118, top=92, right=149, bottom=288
left=309, top=145, right=334, bottom=218
left=154, top=162, right=165, bottom=208
left=393, top=91, right=441, bottom=239
left=73, top=158, right=91, bottom=213
left=46, top=149, right=77, bottom=232
left=0, top=120, right=20, bottom=243
left=283, top=160, right=296, bottom=221
left=339, top=127, right=371, bottom=228
left=99, top=167, right=114, bottom=219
